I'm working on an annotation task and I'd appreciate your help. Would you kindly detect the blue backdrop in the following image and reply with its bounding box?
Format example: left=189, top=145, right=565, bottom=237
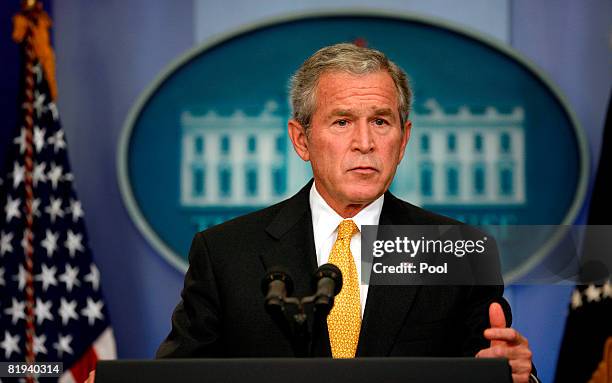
left=1, top=2, right=610, bottom=382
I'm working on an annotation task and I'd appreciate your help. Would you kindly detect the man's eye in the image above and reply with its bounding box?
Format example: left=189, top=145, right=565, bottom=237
left=335, top=119, right=349, bottom=127
left=374, top=118, right=387, bottom=126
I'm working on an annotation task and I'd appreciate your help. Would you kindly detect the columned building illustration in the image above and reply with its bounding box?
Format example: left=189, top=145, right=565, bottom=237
left=392, top=99, right=526, bottom=206
left=180, top=98, right=526, bottom=229
left=180, top=101, right=289, bottom=228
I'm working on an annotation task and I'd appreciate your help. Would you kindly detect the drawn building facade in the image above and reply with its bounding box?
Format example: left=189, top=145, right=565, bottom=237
left=180, top=99, right=526, bottom=229
left=392, top=99, right=526, bottom=206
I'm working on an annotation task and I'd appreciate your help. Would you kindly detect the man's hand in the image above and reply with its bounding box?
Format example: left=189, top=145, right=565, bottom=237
left=476, top=302, right=533, bottom=383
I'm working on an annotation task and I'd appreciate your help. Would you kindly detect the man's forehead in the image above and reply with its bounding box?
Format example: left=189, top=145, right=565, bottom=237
left=316, top=70, right=398, bottom=99
left=313, top=71, right=400, bottom=117
left=328, top=107, right=396, bottom=116
left=317, top=69, right=394, bottom=86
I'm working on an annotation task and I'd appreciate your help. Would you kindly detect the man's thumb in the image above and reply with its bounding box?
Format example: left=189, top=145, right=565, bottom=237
left=489, top=302, right=506, bottom=328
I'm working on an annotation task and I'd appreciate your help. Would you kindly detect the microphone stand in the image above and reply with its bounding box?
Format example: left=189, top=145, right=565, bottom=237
left=263, top=264, right=341, bottom=357
left=273, top=294, right=323, bottom=358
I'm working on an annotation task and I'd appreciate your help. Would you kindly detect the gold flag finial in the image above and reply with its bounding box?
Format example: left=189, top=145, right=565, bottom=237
left=12, top=1, right=58, bottom=100
left=24, top=0, right=37, bottom=9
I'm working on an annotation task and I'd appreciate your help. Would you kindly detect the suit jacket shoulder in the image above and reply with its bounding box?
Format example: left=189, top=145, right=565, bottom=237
left=380, top=192, right=463, bottom=226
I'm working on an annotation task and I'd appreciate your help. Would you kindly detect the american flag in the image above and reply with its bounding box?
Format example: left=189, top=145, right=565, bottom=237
left=0, top=5, right=116, bottom=382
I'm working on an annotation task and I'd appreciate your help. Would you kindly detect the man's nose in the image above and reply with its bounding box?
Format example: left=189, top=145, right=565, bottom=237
left=352, top=120, right=374, bottom=153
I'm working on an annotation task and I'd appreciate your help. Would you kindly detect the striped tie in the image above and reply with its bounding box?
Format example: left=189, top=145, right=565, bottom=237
left=327, top=219, right=361, bottom=358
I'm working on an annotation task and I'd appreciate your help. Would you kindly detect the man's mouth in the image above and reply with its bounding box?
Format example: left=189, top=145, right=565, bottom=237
left=349, top=166, right=378, bottom=175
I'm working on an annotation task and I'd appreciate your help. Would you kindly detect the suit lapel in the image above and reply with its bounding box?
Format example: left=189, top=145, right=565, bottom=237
left=357, top=192, right=421, bottom=356
left=260, top=180, right=318, bottom=298
left=259, top=181, right=332, bottom=356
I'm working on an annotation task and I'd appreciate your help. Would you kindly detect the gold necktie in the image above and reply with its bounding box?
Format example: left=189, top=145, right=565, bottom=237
left=327, top=219, right=361, bottom=358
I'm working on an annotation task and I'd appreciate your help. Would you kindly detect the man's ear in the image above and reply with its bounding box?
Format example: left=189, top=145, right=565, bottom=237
left=397, top=119, right=412, bottom=163
left=288, top=119, right=310, bottom=162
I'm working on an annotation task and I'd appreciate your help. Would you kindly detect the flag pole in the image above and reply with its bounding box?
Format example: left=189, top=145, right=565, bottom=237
left=12, top=1, right=45, bottom=381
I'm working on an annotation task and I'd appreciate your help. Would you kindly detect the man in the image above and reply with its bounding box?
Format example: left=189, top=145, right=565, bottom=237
left=156, top=43, right=536, bottom=383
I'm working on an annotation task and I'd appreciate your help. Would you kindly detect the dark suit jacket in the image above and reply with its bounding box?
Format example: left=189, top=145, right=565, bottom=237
left=157, top=181, right=511, bottom=358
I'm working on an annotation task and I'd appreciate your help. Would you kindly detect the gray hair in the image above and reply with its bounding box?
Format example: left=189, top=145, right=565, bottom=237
left=289, top=43, right=412, bottom=130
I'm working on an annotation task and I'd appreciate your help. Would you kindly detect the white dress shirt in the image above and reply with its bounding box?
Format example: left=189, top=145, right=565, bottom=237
left=309, top=182, right=384, bottom=316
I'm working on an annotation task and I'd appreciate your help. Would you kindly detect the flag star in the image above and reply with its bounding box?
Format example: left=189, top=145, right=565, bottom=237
left=33, top=90, right=46, bottom=118
left=53, top=334, right=74, bottom=358
left=33, top=126, right=46, bottom=153
left=35, top=298, right=53, bottom=325
left=33, top=162, right=47, bottom=187
left=66, top=199, right=84, bottom=222
left=11, top=161, right=25, bottom=189
left=13, top=128, right=27, bottom=154
left=48, top=102, right=59, bottom=121
left=570, top=289, right=583, bottom=310
left=584, top=284, right=601, bottom=303
left=35, top=264, right=58, bottom=292
left=0, top=331, right=21, bottom=358
left=81, top=297, right=104, bottom=326
left=47, top=163, right=64, bottom=190
left=33, top=333, right=47, bottom=355
left=45, top=197, right=64, bottom=223
left=58, top=298, right=79, bottom=325
left=0, top=267, right=5, bottom=286
left=64, top=230, right=84, bottom=258
left=5, top=196, right=21, bottom=222
left=84, top=264, right=100, bottom=291
left=41, top=230, right=59, bottom=257
left=59, top=264, right=80, bottom=292
left=0, top=232, right=14, bottom=256
left=47, top=129, right=66, bottom=152
left=13, top=264, right=27, bottom=291
left=3, top=298, right=26, bottom=325
left=603, top=281, right=612, bottom=299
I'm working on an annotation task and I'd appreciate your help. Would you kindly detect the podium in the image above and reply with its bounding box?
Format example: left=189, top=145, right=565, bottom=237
left=96, top=357, right=511, bottom=383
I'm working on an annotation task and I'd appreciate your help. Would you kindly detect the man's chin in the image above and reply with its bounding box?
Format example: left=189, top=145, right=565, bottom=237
left=344, top=187, right=385, bottom=205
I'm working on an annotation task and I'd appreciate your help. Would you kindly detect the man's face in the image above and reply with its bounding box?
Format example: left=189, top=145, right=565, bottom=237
left=289, top=70, right=411, bottom=215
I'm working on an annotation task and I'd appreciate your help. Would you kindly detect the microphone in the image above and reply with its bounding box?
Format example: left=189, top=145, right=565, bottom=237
left=312, top=263, right=343, bottom=316
left=261, top=267, right=294, bottom=315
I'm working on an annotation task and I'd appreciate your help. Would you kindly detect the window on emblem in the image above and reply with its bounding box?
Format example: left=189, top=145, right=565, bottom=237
left=273, top=168, right=286, bottom=196
left=220, top=135, right=230, bottom=155
left=446, top=166, right=459, bottom=196
left=194, top=136, right=204, bottom=155
left=474, top=134, right=483, bottom=153
left=247, top=136, right=257, bottom=153
left=500, top=165, right=514, bottom=196
left=219, top=166, right=232, bottom=197
left=420, top=162, right=433, bottom=196
left=473, top=165, right=485, bottom=195
left=192, top=167, right=205, bottom=197
left=276, top=135, right=285, bottom=153
left=500, top=133, right=511, bottom=153
left=447, top=134, right=456, bottom=153
left=246, top=167, right=257, bottom=197
left=420, top=135, right=430, bottom=153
